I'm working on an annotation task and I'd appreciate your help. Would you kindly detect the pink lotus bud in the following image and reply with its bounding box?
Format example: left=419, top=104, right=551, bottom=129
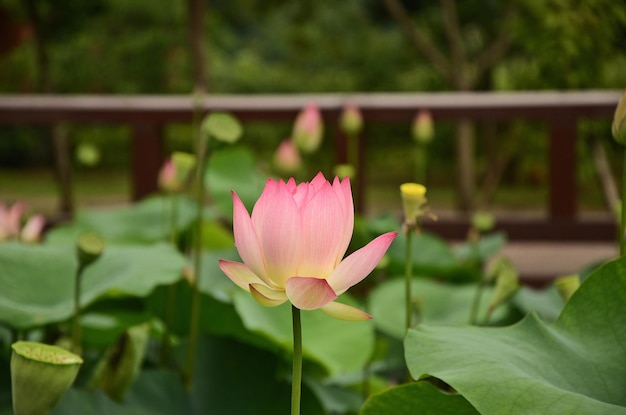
left=340, top=104, right=363, bottom=136
left=412, top=110, right=434, bottom=144
left=158, top=158, right=179, bottom=193
left=5, top=202, right=26, bottom=239
left=20, top=214, right=46, bottom=243
left=219, top=172, right=397, bottom=321
left=273, top=139, right=302, bottom=174
left=293, top=104, right=323, bottom=154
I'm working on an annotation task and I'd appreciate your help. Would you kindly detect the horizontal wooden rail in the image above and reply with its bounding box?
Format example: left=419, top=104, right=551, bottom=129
left=0, top=91, right=622, bottom=241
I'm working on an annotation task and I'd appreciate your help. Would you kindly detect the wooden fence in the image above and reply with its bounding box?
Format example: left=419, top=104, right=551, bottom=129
left=0, top=91, right=621, bottom=241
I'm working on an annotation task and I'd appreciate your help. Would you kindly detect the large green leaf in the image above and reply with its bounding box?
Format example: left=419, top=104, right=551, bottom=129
left=45, top=196, right=199, bottom=245
left=368, top=278, right=511, bottom=340
left=361, top=381, right=479, bottom=415
left=403, top=256, right=626, bottom=415
left=190, top=335, right=324, bottom=415
left=233, top=291, right=375, bottom=378
left=0, top=242, right=185, bottom=329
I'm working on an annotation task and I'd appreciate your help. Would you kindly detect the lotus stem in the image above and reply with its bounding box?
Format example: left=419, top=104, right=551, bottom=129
left=405, top=227, right=414, bottom=332
left=291, top=306, right=303, bottom=415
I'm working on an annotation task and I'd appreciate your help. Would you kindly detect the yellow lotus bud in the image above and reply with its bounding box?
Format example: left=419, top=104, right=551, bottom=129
left=400, top=183, right=427, bottom=225
left=11, top=341, right=83, bottom=415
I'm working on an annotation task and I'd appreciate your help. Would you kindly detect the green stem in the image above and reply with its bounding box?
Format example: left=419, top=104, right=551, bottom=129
left=621, top=149, right=626, bottom=256
left=404, top=228, right=414, bottom=332
left=414, top=143, right=427, bottom=184
left=347, top=132, right=360, bottom=203
left=161, top=194, right=180, bottom=365
left=291, top=306, right=302, bottom=415
left=72, top=263, right=85, bottom=354
left=186, top=96, right=208, bottom=388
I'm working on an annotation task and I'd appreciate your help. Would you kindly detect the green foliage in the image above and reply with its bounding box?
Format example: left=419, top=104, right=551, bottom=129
left=394, top=256, right=626, bottom=414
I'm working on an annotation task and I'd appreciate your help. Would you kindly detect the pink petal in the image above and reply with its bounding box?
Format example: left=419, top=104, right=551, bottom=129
left=218, top=259, right=265, bottom=292
left=250, top=283, right=288, bottom=307
left=298, top=180, right=347, bottom=278
left=327, top=231, right=398, bottom=295
left=251, top=180, right=302, bottom=287
left=331, top=176, right=354, bottom=266
left=321, top=301, right=372, bottom=321
left=285, top=277, right=338, bottom=310
left=232, top=192, right=272, bottom=286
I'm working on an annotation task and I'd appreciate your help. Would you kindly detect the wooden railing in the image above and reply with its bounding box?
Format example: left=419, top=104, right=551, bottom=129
left=0, top=91, right=621, bottom=241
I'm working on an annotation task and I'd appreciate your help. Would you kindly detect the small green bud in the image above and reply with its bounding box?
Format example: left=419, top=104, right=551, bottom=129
left=412, top=110, right=434, bottom=144
left=612, top=90, right=626, bottom=145
left=76, top=232, right=104, bottom=269
left=339, top=104, right=363, bottom=136
left=554, top=274, right=580, bottom=303
left=11, top=341, right=83, bottom=415
left=487, top=257, right=520, bottom=309
left=333, top=163, right=356, bottom=180
left=472, top=211, right=496, bottom=233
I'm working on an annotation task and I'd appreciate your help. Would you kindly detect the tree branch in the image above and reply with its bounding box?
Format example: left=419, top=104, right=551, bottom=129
left=382, top=0, right=450, bottom=81
left=472, top=5, right=517, bottom=85
left=439, top=0, right=466, bottom=87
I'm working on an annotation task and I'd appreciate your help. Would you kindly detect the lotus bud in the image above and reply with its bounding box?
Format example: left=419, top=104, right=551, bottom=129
left=6, top=201, right=26, bottom=239
left=412, top=110, right=434, bottom=144
left=293, top=104, right=323, bottom=153
left=554, top=274, right=580, bottom=303
left=487, top=258, right=520, bottom=311
left=158, top=158, right=178, bottom=193
left=76, top=232, right=104, bottom=270
left=471, top=211, right=496, bottom=233
left=90, top=324, right=149, bottom=402
left=11, top=341, right=83, bottom=415
left=612, top=90, right=626, bottom=145
left=333, top=164, right=356, bottom=180
left=400, top=183, right=427, bottom=225
left=20, top=214, right=46, bottom=243
left=172, top=151, right=196, bottom=185
left=273, top=139, right=302, bottom=174
left=340, top=104, right=363, bottom=136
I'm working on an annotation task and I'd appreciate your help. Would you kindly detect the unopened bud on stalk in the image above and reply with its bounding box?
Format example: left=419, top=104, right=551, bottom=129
left=400, top=183, right=427, bottom=225
left=412, top=110, right=434, bottom=144
left=487, top=258, right=520, bottom=312
left=293, top=104, right=323, bottom=153
left=340, top=104, right=363, bottom=136
left=334, top=164, right=356, bottom=180
left=273, top=139, right=302, bottom=174
left=20, top=214, right=46, bottom=244
left=11, top=341, right=83, bottom=415
left=471, top=211, right=496, bottom=233
left=612, top=90, right=626, bottom=145
left=76, top=232, right=104, bottom=269
left=554, top=274, right=580, bottom=303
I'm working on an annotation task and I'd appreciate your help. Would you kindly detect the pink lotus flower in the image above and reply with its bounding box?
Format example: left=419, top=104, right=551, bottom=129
left=219, top=173, right=397, bottom=321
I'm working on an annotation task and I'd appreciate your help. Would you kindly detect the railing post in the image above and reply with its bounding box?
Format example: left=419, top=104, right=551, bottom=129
left=549, top=117, right=577, bottom=220
left=131, top=122, right=163, bottom=200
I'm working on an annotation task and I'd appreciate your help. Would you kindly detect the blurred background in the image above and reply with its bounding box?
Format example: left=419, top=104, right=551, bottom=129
left=0, top=0, right=625, bottom=217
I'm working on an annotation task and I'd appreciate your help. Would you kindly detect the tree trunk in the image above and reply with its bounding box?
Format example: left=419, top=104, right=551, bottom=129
left=456, top=118, right=475, bottom=211
left=187, top=0, right=208, bottom=93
